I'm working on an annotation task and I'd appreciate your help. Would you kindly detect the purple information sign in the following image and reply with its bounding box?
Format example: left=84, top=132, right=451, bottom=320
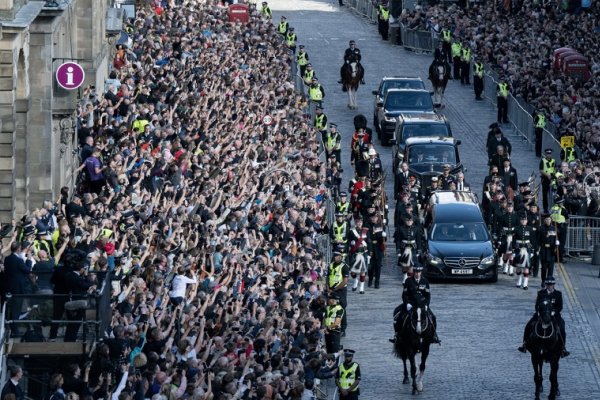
left=56, top=62, right=85, bottom=90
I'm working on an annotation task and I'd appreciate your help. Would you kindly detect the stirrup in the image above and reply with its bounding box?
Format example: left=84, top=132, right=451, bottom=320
left=388, top=337, right=395, bottom=343
left=518, top=345, right=526, bottom=353
left=561, top=349, right=570, bottom=358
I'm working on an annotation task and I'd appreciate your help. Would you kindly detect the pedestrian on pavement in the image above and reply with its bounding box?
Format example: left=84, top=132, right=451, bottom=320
left=314, top=106, right=328, bottom=134
left=1, top=365, right=26, bottom=400
left=336, top=349, right=361, bottom=400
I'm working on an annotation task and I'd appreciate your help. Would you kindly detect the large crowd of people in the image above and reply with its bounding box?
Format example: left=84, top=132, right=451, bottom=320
left=395, top=1, right=600, bottom=216
left=0, top=2, right=347, bottom=399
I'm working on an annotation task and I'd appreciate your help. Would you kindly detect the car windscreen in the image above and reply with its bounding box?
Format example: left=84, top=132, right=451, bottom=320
left=384, top=92, right=433, bottom=112
left=381, top=80, right=425, bottom=94
left=431, top=223, right=490, bottom=242
left=402, top=124, right=449, bottom=141
left=407, top=144, right=456, bottom=164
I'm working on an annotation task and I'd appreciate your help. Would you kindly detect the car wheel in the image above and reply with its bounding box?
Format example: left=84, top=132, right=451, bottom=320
left=374, top=116, right=381, bottom=139
left=488, top=269, right=498, bottom=283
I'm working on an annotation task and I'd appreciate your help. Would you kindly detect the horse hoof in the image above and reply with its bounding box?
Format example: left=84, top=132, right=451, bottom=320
left=412, top=388, right=417, bottom=395
left=417, top=383, right=423, bottom=392
left=403, top=377, right=409, bottom=384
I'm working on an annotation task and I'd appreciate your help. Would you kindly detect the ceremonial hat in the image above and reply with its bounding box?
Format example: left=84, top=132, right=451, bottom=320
left=344, top=349, right=356, bottom=357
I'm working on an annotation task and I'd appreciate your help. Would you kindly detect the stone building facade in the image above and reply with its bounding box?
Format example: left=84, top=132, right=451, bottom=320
left=0, top=0, right=111, bottom=220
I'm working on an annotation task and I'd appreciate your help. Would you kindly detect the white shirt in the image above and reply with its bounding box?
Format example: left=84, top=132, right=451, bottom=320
left=170, top=274, right=197, bottom=298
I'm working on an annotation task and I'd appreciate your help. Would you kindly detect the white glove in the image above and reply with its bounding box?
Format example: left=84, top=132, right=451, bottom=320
left=406, top=304, right=413, bottom=311
left=555, top=240, right=560, bottom=246
left=551, top=311, right=555, bottom=317
left=424, top=305, right=428, bottom=311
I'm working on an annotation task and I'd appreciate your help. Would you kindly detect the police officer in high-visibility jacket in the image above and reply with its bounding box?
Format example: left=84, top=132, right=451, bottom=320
left=473, top=57, right=484, bottom=100
left=324, top=292, right=344, bottom=354
left=377, top=2, right=390, bottom=41
left=539, top=148, right=556, bottom=213
left=440, top=27, right=453, bottom=64
left=331, top=212, right=349, bottom=252
left=277, top=16, right=288, bottom=36
left=309, top=77, right=325, bottom=108
left=260, top=1, right=271, bottom=19
left=286, top=27, right=297, bottom=54
left=336, top=349, right=361, bottom=400
left=460, top=45, right=471, bottom=85
left=560, top=146, right=577, bottom=163
left=327, top=251, right=349, bottom=335
left=550, top=196, right=568, bottom=263
left=314, top=106, right=327, bottom=134
left=497, top=78, right=510, bottom=124
left=324, top=123, right=342, bottom=164
left=533, top=110, right=546, bottom=157
left=451, top=40, right=462, bottom=80
left=303, top=63, right=315, bottom=86
left=296, top=45, right=309, bottom=78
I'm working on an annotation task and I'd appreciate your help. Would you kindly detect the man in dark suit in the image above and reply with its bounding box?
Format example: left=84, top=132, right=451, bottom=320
left=455, top=172, right=470, bottom=191
left=1, top=365, right=25, bottom=400
left=500, top=158, right=518, bottom=192
left=395, top=162, right=412, bottom=197
left=63, top=263, right=96, bottom=342
left=4, top=242, right=35, bottom=320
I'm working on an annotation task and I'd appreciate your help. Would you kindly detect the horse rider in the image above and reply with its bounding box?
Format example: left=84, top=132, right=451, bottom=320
left=451, top=38, right=462, bottom=80
left=366, top=212, right=386, bottom=289
left=348, top=215, right=371, bottom=294
left=473, top=56, right=484, bottom=100
left=309, top=77, right=325, bottom=108
left=496, top=76, right=510, bottom=124
left=539, top=212, right=558, bottom=285
left=337, top=349, right=362, bottom=400
left=286, top=27, right=297, bottom=54
left=514, top=212, right=533, bottom=290
left=296, top=45, right=310, bottom=78
left=433, top=41, right=450, bottom=71
left=327, top=250, right=350, bottom=336
left=336, top=192, right=352, bottom=221
left=550, top=196, right=568, bottom=264
left=314, top=106, right=327, bottom=134
left=260, top=1, right=272, bottom=20
left=394, top=214, right=424, bottom=283
left=303, top=63, right=315, bottom=86
left=277, top=15, right=289, bottom=36
left=518, top=276, right=570, bottom=357
left=324, top=291, right=345, bottom=354
left=497, top=200, right=519, bottom=275
left=390, top=264, right=440, bottom=344
left=367, top=148, right=383, bottom=184
left=460, top=44, right=471, bottom=85
left=377, top=2, right=390, bottom=41
left=539, top=148, right=556, bottom=213
left=338, top=40, right=365, bottom=85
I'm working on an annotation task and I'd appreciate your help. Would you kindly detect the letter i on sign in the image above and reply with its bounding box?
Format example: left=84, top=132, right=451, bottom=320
left=66, top=67, right=74, bottom=86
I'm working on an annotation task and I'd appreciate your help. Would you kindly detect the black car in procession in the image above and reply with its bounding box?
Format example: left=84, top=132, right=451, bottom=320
left=425, top=193, right=497, bottom=282
left=372, top=76, right=426, bottom=133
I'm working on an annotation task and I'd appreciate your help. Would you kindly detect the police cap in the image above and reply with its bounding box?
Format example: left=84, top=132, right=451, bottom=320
left=330, top=123, right=337, bottom=128
left=289, top=27, right=295, bottom=31
left=315, top=105, right=322, bottom=110
left=340, top=191, right=348, bottom=197
left=332, top=250, right=342, bottom=257
left=431, top=177, right=438, bottom=182
left=349, top=40, right=356, bottom=45
left=544, top=276, right=556, bottom=285
left=542, top=213, right=551, bottom=219
left=344, top=349, right=356, bottom=357
left=413, top=264, right=424, bottom=272
left=544, top=148, right=553, bottom=155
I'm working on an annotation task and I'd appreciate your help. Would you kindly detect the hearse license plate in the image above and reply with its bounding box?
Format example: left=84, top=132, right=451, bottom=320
left=451, top=269, right=472, bottom=275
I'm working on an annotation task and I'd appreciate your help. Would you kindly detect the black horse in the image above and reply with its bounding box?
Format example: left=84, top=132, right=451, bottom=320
left=525, top=300, right=563, bottom=400
left=393, top=294, right=436, bottom=395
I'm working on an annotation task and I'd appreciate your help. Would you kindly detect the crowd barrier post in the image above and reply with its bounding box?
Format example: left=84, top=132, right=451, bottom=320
left=565, top=216, right=600, bottom=257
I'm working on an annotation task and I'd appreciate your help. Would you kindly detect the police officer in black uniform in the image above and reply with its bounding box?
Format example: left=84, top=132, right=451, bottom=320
left=390, top=264, right=440, bottom=343
left=518, top=276, right=569, bottom=357
left=538, top=213, right=557, bottom=285
left=338, top=40, right=365, bottom=85
left=367, top=213, right=386, bottom=289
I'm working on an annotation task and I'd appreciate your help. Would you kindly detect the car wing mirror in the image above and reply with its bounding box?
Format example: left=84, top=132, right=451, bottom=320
left=376, top=101, right=384, bottom=107
left=372, top=90, right=378, bottom=95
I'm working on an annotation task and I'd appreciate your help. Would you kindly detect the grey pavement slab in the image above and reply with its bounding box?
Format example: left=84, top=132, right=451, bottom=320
left=271, top=0, right=600, bottom=398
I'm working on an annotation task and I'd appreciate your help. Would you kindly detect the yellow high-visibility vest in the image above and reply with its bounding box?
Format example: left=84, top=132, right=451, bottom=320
left=339, top=362, right=359, bottom=390
left=451, top=42, right=462, bottom=57
left=325, top=304, right=343, bottom=328
left=550, top=205, right=566, bottom=224
left=333, top=222, right=346, bottom=242
left=379, top=6, right=389, bottom=21
left=309, top=85, right=323, bottom=101
left=278, top=22, right=287, bottom=34
left=286, top=32, right=296, bottom=47
left=303, top=69, right=314, bottom=85
left=328, top=262, right=343, bottom=288
left=337, top=202, right=349, bottom=214
left=297, top=52, right=308, bottom=66
left=498, top=83, right=509, bottom=98
left=315, top=114, right=326, bottom=130
left=563, top=147, right=575, bottom=162
left=474, top=62, right=484, bottom=78
left=461, top=48, right=471, bottom=62
left=441, top=30, right=451, bottom=42
left=536, top=114, right=546, bottom=129
left=541, top=158, right=555, bottom=175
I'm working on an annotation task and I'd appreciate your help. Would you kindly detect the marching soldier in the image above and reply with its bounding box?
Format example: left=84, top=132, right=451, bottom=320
left=473, top=56, right=484, bottom=100
left=451, top=39, right=462, bottom=80
left=394, top=215, right=424, bottom=283
left=286, top=27, right=297, bottom=54
left=277, top=15, right=288, bottom=36
left=296, top=45, right=309, bottom=78
left=528, top=203, right=541, bottom=277
left=348, top=216, right=371, bottom=294
left=367, top=213, right=386, bottom=289
left=533, top=110, right=546, bottom=157
left=497, top=201, right=519, bottom=275
left=538, top=213, right=558, bottom=285
left=519, top=276, right=569, bottom=357
left=314, top=106, right=327, bottom=134
left=550, top=196, right=568, bottom=263
left=497, top=77, right=510, bottom=124
left=324, top=292, right=344, bottom=354
left=513, top=213, right=533, bottom=290
left=539, top=148, right=556, bottom=213
left=438, top=164, right=454, bottom=189
left=367, top=148, right=383, bottom=183
left=460, top=44, right=471, bottom=85
left=336, top=349, right=361, bottom=400
left=327, top=251, right=350, bottom=336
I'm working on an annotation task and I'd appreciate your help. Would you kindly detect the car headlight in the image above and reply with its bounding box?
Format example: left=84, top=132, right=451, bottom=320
left=384, top=114, right=396, bottom=123
left=480, top=255, right=495, bottom=266
left=427, top=253, right=442, bottom=265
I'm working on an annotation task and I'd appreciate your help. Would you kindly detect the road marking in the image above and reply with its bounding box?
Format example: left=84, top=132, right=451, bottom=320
left=317, top=31, right=329, bottom=45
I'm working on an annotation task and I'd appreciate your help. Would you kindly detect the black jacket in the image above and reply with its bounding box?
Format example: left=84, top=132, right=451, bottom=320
left=402, top=276, right=431, bottom=307
left=4, top=253, right=34, bottom=295
left=535, top=289, right=563, bottom=317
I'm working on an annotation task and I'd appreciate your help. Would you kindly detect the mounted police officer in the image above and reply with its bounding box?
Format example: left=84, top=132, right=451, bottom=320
left=338, top=40, right=365, bottom=85
left=518, top=276, right=569, bottom=357
left=513, top=212, right=533, bottom=290
left=324, top=291, right=345, bottom=354
left=348, top=215, right=371, bottom=294
left=327, top=251, right=350, bottom=336
left=337, top=349, right=361, bottom=400
left=539, top=148, right=556, bottom=213
left=390, top=264, right=440, bottom=344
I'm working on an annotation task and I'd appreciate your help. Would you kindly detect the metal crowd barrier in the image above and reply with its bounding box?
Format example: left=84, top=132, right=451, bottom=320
left=565, top=216, right=600, bottom=257
left=399, top=24, right=437, bottom=53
